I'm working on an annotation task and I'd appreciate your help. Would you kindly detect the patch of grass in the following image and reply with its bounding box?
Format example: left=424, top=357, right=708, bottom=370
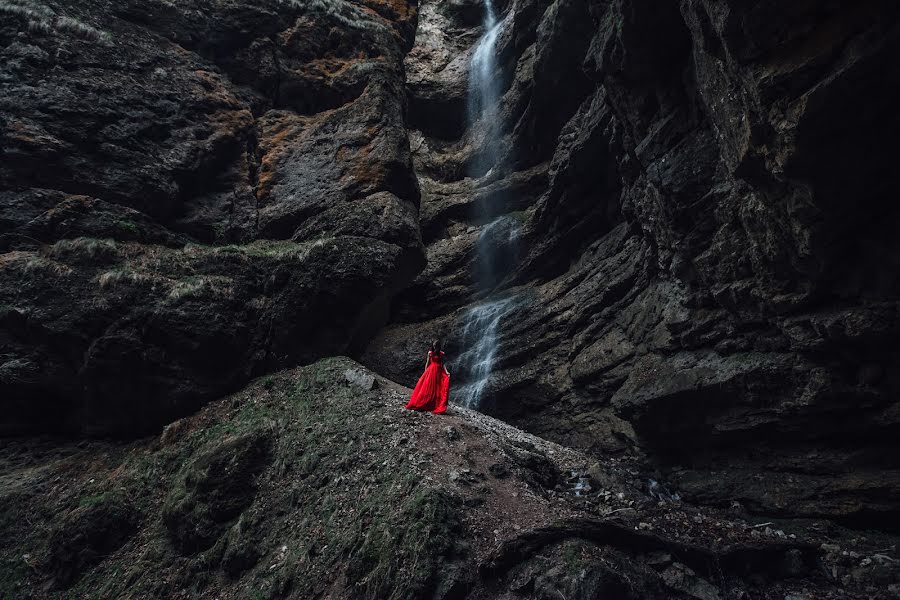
left=260, top=360, right=464, bottom=599
left=562, top=540, right=591, bottom=577
left=115, top=220, right=140, bottom=236
left=14, top=254, right=74, bottom=277
left=213, top=238, right=330, bottom=260
left=78, top=492, right=115, bottom=509
left=0, top=1, right=112, bottom=44
left=167, top=275, right=234, bottom=302
left=343, top=486, right=460, bottom=600
left=26, top=17, right=51, bottom=34
left=47, top=237, right=118, bottom=260
left=6, top=360, right=463, bottom=600
left=55, top=15, right=108, bottom=43
left=97, top=268, right=156, bottom=289
left=0, top=0, right=54, bottom=21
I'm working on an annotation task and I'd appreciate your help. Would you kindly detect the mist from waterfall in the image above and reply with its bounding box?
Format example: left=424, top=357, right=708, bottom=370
left=454, top=0, right=519, bottom=410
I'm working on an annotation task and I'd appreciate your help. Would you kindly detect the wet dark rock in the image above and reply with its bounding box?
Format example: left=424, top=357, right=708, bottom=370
left=1, top=0, right=899, bottom=585
left=0, top=236, right=410, bottom=435
left=0, top=196, right=189, bottom=250
left=501, top=440, right=559, bottom=491
left=660, top=563, right=722, bottom=600
left=488, top=462, right=509, bottom=478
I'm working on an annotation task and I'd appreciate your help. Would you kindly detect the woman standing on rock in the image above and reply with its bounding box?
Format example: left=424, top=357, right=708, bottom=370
left=406, top=339, right=450, bottom=414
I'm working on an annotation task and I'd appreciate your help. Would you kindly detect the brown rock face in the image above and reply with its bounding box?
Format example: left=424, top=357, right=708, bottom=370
left=362, top=0, right=900, bottom=528
left=0, top=0, right=424, bottom=434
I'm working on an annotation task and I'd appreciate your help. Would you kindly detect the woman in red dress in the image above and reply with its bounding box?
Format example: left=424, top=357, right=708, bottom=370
left=405, top=339, right=450, bottom=414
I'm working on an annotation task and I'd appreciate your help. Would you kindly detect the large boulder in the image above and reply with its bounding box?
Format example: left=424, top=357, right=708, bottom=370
left=0, top=236, right=411, bottom=434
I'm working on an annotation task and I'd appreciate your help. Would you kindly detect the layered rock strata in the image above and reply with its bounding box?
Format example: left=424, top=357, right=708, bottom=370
left=362, top=0, right=900, bottom=528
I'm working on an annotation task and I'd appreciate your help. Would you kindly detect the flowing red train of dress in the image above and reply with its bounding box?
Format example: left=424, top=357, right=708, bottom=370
left=405, top=350, right=450, bottom=414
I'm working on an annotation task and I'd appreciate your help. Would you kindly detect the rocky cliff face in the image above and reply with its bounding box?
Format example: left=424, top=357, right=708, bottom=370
left=2, top=0, right=899, bottom=550
left=0, top=0, right=424, bottom=434
left=362, top=0, right=900, bottom=529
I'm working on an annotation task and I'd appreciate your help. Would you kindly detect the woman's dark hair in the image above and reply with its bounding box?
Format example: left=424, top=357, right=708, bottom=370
left=431, top=338, right=442, bottom=353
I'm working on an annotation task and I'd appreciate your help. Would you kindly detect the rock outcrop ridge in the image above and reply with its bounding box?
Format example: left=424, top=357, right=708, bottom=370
left=1, top=359, right=897, bottom=599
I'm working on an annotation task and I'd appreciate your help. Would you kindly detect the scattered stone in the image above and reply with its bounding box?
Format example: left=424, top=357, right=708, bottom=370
left=344, top=368, right=377, bottom=391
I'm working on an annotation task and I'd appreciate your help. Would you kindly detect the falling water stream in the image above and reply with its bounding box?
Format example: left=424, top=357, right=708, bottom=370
left=455, top=296, right=517, bottom=408
left=454, top=0, right=519, bottom=409
left=467, top=0, right=502, bottom=176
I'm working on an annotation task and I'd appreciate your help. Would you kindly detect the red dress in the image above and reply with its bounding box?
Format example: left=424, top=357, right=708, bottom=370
left=405, top=351, right=450, bottom=414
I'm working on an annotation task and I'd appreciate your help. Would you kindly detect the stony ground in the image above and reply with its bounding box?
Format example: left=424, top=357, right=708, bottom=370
left=0, top=358, right=898, bottom=600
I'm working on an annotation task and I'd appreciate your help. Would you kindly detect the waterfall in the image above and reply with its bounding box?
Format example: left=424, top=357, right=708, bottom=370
left=453, top=0, right=519, bottom=410
left=467, top=0, right=502, bottom=177
left=454, top=296, right=518, bottom=408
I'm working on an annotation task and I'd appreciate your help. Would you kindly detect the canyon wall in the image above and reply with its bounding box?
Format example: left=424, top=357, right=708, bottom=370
left=2, top=0, right=899, bottom=529
left=0, top=0, right=424, bottom=434
left=362, top=0, right=900, bottom=527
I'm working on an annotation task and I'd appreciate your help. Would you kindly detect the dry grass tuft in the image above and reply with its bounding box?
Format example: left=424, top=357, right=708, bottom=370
left=277, top=0, right=386, bottom=32
left=16, top=254, right=74, bottom=277
left=167, top=276, right=234, bottom=302
left=55, top=16, right=108, bottom=42
left=47, top=237, right=118, bottom=260
left=213, top=238, right=332, bottom=261
left=0, top=1, right=112, bottom=44
left=97, top=269, right=156, bottom=289
left=0, top=0, right=53, bottom=20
